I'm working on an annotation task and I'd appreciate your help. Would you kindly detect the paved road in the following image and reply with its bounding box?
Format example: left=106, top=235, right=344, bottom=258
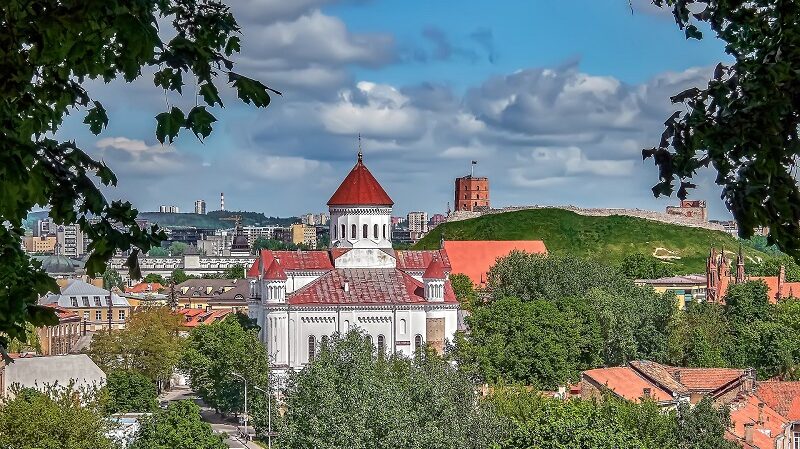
left=159, top=386, right=261, bottom=449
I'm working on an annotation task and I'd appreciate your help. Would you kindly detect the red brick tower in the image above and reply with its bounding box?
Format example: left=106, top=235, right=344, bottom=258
left=454, top=175, right=489, bottom=211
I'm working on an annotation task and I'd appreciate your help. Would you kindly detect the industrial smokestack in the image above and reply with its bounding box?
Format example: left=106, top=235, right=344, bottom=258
left=220, top=192, right=225, bottom=211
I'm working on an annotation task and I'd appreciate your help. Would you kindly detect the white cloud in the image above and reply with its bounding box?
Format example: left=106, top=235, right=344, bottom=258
left=319, top=82, right=424, bottom=138
left=242, top=154, right=329, bottom=181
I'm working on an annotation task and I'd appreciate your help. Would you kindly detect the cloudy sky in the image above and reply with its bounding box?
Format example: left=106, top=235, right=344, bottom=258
left=61, top=0, right=734, bottom=218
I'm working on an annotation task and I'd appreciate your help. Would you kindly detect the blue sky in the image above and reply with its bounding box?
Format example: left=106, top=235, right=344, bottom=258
left=65, top=0, right=734, bottom=219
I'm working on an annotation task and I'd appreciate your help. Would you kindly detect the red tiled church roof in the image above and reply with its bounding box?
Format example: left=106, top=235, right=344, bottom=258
left=264, top=259, right=287, bottom=280
left=395, top=250, right=451, bottom=271
left=247, top=250, right=334, bottom=277
left=287, top=268, right=457, bottom=305
left=327, top=154, right=393, bottom=206
left=423, top=258, right=446, bottom=279
left=442, top=240, right=548, bottom=286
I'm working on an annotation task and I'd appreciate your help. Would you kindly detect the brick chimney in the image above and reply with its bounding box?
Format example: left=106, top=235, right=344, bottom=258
left=744, top=422, right=754, bottom=444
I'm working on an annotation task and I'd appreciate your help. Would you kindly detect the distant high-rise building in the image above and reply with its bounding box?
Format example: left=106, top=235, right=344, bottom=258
left=195, top=200, right=206, bottom=215
left=159, top=205, right=179, bottom=213
left=55, top=224, right=86, bottom=258
left=291, top=224, right=317, bottom=248
left=34, top=219, right=52, bottom=237
left=302, top=213, right=316, bottom=226
left=407, top=212, right=429, bottom=234
left=454, top=172, right=489, bottom=212
left=220, top=192, right=225, bottom=211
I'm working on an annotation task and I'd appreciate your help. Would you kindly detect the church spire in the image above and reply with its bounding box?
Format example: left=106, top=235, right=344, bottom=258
left=357, top=133, right=363, bottom=163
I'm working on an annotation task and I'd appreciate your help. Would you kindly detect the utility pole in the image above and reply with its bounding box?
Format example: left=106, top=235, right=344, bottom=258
left=254, top=385, right=272, bottom=449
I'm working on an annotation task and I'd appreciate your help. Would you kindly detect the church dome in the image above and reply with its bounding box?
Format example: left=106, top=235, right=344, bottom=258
left=327, top=152, right=393, bottom=207
left=231, top=234, right=250, bottom=252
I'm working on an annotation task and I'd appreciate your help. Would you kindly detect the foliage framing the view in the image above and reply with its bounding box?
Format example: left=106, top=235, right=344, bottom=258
left=645, top=0, right=800, bottom=258
left=0, top=0, right=278, bottom=354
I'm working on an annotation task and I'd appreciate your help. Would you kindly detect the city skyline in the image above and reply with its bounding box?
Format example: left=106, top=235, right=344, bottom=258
left=56, top=1, right=732, bottom=218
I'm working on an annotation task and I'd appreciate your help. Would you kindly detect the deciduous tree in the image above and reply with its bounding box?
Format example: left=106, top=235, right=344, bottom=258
left=105, top=370, right=158, bottom=414
left=645, top=0, right=800, bottom=258
left=178, top=315, right=270, bottom=414
left=279, top=331, right=501, bottom=449
left=0, top=0, right=277, bottom=354
left=130, top=400, right=226, bottom=449
left=0, top=385, right=114, bottom=449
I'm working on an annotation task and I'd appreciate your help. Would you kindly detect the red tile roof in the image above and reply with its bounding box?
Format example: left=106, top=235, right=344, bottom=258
left=582, top=366, right=674, bottom=402
left=125, top=282, right=165, bottom=293
left=442, top=240, right=548, bottom=286
left=42, top=304, right=80, bottom=321
left=664, top=366, right=747, bottom=393
left=327, top=156, right=393, bottom=206
left=287, top=268, right=458, bottom=305
left=175, top=308, right=233, bottom=328
left=247, top=250, right=334, bottom=277
left=264, top=259, right=287, bottom=280
left=757, top=381, right=800, bottom=421
left=395, top=250, right=451, bottom=271
left=423, top=258, right=446, bottom=279
left=628, top=361, right=688, bottom=396
left=728, top=394, right=788, bottom=449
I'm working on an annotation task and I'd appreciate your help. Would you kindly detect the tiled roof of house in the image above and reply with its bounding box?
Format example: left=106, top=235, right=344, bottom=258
left=175, top=279, right=249, bottom=302
left=582, top=366, right=674, bottom=402
left=125, top=282, right=165, bottom=293
left=327, top=155, right=393, bottom=206
left=756, top=381, right=800, bottom=421
left=175, top=308, right=233, bottom=327
left=287, top=268, right=457, bottom=306
left=727, top=394, right=788, bottom=449
left=663, top=366, right=747, bottom=393
left=41, top=304, right=79, bottom=321
left=628, top=361, right=689, bottom=396
left=442, top=240, right=547, bottom=286
left=395, top=250, right=451, bottom=271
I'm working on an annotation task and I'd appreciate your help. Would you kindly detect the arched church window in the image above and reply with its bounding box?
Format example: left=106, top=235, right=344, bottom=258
left=341, top=224, right=345, bottom=240
left=383, top=224, right=387, bottom=239
left=363, top=224, right=368, bottom=238
left=351, top=224, right=356, bottom=239
left=367, top=334, right=373, bottom=347
left=400, top=319, right=407, bottom=334
left=373, top=224, right=378, bottom=239
left=414, top=334, right=423, bottom=351
left=377, top=335, right=385, bottom=354
left=333, top=226, right=337, bottom=239
left=308, top=335, right=316, bottom=361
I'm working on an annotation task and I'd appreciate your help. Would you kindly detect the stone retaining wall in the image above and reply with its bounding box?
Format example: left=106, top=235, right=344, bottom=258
left=447, top=205, right=726, bottom=232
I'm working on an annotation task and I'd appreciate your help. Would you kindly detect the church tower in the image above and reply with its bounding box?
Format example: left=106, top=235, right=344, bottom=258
left=327, top=146, right=393, bottom=249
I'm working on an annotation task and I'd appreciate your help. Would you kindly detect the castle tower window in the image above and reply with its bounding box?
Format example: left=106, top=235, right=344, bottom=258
left=351, top=224, right=356, bottom=239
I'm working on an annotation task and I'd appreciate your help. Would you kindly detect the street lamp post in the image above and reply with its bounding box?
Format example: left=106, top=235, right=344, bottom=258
left=254, top=385, right=272, bottom=449
left=231, top=372, right=248, bottom=441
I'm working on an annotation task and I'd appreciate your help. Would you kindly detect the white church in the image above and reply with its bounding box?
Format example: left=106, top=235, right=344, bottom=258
left=247, top=151, right=460, bottom=374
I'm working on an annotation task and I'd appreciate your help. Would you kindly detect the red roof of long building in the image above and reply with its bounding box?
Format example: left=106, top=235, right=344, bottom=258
left=287, top=268, right=457, bottom=305
left=247, top=250, right=334, bottom=277
left=327, top=156, right=393, bottom=206
left=442, top=240, right=548, bottom=286
left=582, top=366, right=674, bottom=402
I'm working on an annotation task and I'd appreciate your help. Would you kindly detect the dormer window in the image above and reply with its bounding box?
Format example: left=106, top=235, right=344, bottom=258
left=70, top=296, right=78, bottom=307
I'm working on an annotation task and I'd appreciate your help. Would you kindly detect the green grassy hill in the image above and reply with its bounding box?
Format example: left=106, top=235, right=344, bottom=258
left=414, top=208, right=765, bottom=274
